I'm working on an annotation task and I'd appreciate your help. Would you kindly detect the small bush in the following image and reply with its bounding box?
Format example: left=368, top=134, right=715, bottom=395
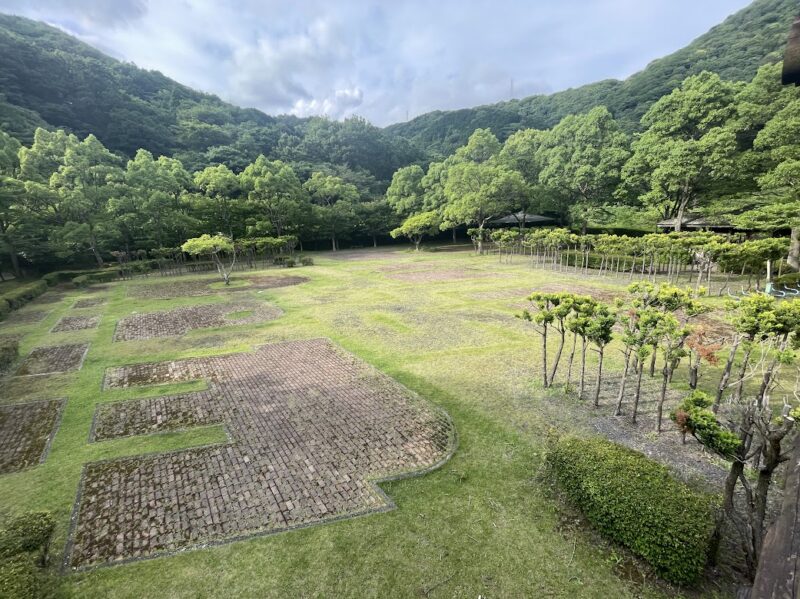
left=0, top=337, right=18, bottom=372
left=284, top=257, right=296, bottom=268
left=546, top=436, right=718, bottom=585
left=0, top=554, right=37, bottom=599
left=775, top=272, right=800, bottom=285
left=0, top=281, right=48, bottom=310
left=0, top=512, right=55, bottom=560
left=0, top=299, right=9, bottom=320
left=272, top=256, right=287, bottom=266
left=300, top=256, right=314, bottom=266
left=71, top=275, right=89, bottom=288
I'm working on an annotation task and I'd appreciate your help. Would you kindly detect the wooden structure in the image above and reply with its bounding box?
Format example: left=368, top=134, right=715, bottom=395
left=656, top=213, right=737, bottom=232
left=488, top=211, right=555, bottom=229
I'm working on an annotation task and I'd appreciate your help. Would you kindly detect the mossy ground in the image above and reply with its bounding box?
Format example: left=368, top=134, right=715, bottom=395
left=0, top=246, right=755, bottom=598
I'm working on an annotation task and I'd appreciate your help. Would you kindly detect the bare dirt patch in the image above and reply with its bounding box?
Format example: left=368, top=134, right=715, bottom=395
left=0, top=399, right=65, bottom=474
left=128, top=275, right=308, bottom=300
left=1, top=310, right=50, bottom=326
left=67, top=339, right=455, bottom=569
left=73, top=298, right=106, bottom=309
left=16, top=343, right=89, bottom=376
left=52, top=315, right=100, bottom=332
left=113, top=301, right=282, bottom=341
left=248, top=275, right=308, bottom=289
left=387, top=268, right=500, bottom=284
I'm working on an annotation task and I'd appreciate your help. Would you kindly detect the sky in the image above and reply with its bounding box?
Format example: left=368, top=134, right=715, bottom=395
left=0, top=0, right=753, bottom=126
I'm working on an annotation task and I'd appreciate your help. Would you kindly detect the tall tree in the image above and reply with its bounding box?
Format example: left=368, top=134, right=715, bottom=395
left=50, top=134, right=122, bottom=266
left=304, top=172, right=359, bottom=251
left=193, top=164, right=241, bottom=238
left=386, top=165, right=424, bottom=216
left=240, top=155, right=308, bottom=237
left=620, top=72, right=739, bottom=230
left=0, top=129, right=24, bottom=276
left=442, top=161, right=526, bottom=254
left=538, top=106, right=629, bottom=232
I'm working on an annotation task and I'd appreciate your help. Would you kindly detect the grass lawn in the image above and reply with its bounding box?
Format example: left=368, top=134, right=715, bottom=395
left=0, top=246, right=751, bottom=598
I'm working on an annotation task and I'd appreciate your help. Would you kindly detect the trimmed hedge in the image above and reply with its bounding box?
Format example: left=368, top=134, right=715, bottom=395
left=546, top=437, right=718, bottom=585
left=0, top=512, right=55, bottom=560
left=0, top=554, right=37, bottom=599
left=0, top=512, right=55, bottom=599
left=0, top=337, right=18, bottom=372
left=0, top=281, right=49, bottom=321
left=71, top=270, right=119, bottom=288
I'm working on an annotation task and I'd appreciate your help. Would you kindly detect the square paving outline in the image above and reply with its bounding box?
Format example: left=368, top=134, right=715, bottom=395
left=65, top=338, right=456, bottom=570
left=15, top=343, right=90, bottom=376
left=0, top=398, right=66, bottom=474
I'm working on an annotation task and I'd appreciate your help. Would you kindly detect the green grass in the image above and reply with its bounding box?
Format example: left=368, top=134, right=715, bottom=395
left=0, top=248, right=750, bottom=597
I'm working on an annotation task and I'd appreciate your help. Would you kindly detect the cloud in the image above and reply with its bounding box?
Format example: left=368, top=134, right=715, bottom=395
left=292, top=87, right=364, bottom=119
left=0, top=0, right=754, bottom=126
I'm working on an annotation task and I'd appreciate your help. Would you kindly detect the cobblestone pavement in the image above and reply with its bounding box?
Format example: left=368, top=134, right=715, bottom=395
left=52, top=315, right=101, bottom=332
left=0, top=399, right=65, bottom=474
left=16, top=343, right=89, bottom=375
left=68, top=339, right=454, bottom=568
left=73, top=298, right=106, bottom=309
left=127, top=275, right=308, bottom=299
left=113, top=301, right=282, bottom=341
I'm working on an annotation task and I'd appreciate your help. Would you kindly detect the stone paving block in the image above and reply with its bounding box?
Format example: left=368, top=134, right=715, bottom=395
left=52, top=315, right=100, bottom=332
left=73, top=298, right=107, bottom=309
left=68, top=339, right=454, bottom=568
left=16, top=343, right=89, bottom=376
left=113, top=301, right=282, bottom=341
left=0, top=399, right=65, bottom=474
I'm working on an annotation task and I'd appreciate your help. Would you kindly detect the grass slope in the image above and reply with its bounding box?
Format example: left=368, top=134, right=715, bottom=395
left=0, top=248, right=754, bottom=597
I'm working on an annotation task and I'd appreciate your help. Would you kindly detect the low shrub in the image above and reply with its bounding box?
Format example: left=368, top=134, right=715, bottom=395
left=0, top=337, right=18, bottom=372
left=546, top=436, right=718, bottom=585
left=72, top=270, right=118, bottom=288
left=0, top=281, right=49, bottom=317
left=300, top=256, right=314, bottom=266
left=284, top=257, right=296, bottom=268
left=0, top=512, right=55, bottom=560
left=71, top=275, right=89, bottom=288
left=0, top=554, right=37, bottom=599
left=0, top=299, right=9, bottom=320
left=775, top=272, right=800, bottom=285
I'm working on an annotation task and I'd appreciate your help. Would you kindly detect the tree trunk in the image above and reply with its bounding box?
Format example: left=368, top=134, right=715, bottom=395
left=541, top=326, right=549, bottom=388
left=579, top=338, right=587, bottom=399
left=631, top=360, right=645, bottom=424
left=656, top=365, right=670, bottom=432
left=593, top=346, right=604, bottom=407
left=715, top=335, right=741, bottom=412
left=372, top=234, right=378, bottom=248
left=565, top=331, right=577, bottom=389
left=778, top=225, right=798, bottom=271
left=732, top=342, right=754, bottom=403
left=548, top=325, right=566, bottom=387
left=7, top=245, right=20, bottom=278
left=614, top=349, right=631, bottom=416
left=452, top=228, right=457, bottom=243
left=331, top=234, right=337, bottom=252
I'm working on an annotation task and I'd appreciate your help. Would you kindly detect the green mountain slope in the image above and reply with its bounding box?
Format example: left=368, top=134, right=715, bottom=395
left=0, top=14, right=420, bottom=181
left=386, top=0, right=798, bottom=157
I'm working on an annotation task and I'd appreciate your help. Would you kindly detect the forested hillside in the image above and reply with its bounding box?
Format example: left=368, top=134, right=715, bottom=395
left=385, top=0, right=798, bottom=157
left=0, top=14, right=421, bottom=184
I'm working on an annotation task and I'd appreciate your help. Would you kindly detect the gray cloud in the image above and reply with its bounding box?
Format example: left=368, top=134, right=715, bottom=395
left=0, top=0, right=753, bottom=126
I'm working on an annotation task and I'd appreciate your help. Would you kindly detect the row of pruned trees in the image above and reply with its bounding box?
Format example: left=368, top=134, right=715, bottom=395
left=521, top=283, right=800, bottom=580
left=495, top=228, right=790, bottom=294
